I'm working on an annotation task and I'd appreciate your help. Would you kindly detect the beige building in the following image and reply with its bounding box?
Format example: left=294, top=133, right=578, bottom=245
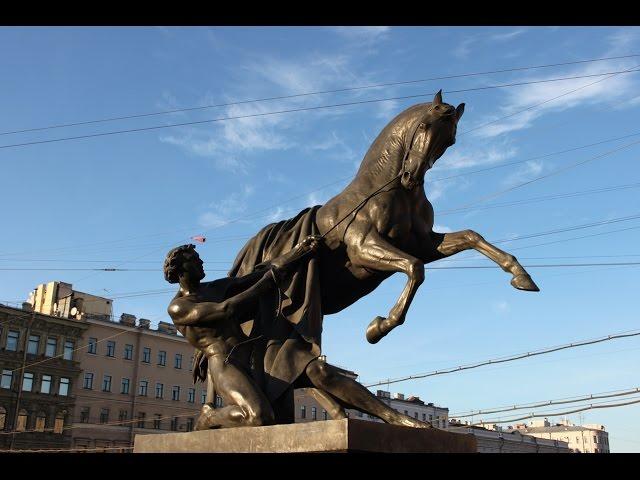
left=448, top=422, right=570, bottom=453
left=515, top=419, right=610, bottom=453
left=26, top=281, right=205, bottom=451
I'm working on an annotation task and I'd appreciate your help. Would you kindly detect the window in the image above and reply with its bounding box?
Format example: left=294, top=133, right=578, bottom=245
left=422, top=413, right=426, bottom=421
left=0, top=406, right=7, bottom=430
left=27, top=334, right=40, bottom=355
left=118, top=410, right=128, bottom=423
left=6, top=330, right=19, bottom=351
left=88, top=337, right=97, bottom=354
left=35, top=412, right=46, bottom=432
left=54, top=413, right=64, bottom=434
left=300, top=405, right=306, bottom=419
left=188, top=388, right=195, bottom=403
left=22, top=372, right=34, bottom=392
left=155, top=383, right=164, bottom=399
left=100, top=408, right=109, bottom=424
left=63, top=340, right=74, bottom=360
left=323, top=409, right=328, bottom=420
left=59, top=377, right=70, bottom=396
left=215, top=395, right=223, bottom=408
left=102, top=375, right=112, bottom=392
left=153, top=414, right=162, bottom=430
left=142, top=347, right=151, bottom=363
left=80, top=407, right=90, bottom=423
left=121, top=378, right=130, bottom=395
left=16, top=409, right=27, bottom=432
left=429, top=414, right=433, bottom=421
left=1, top=370, right=12, bottom=389
left=124, top=344, right=133, bottom=360
left=414, top=412, right=418, bottom=419
left=45, top=337, right=58, bottom=357
left=171, top=417, right=178, bottom=431
left=137, top=412, right=146, bottom=429
left=189, top=355, right=194, bottom=372
left=594, top=436, right=598, bottom=443
left=174, top=354, right=182, bottom=369
left=186, top=418, right=194, bottom=432
left=158, top=351, right=167, bottom=366
left=312, top=407, right=317, bottom=420
left=41, top=374, right=52, bottom=394
left=106, top=341, right=115, bottom=357
left=83, top=373, right=94, bottom=390
left=404, top=410, right=408, bottom=415
left=139, top=380, right=148, bottom=396
left=201, top=390, right=207, bottom=404
left=172, top=386, right=180, bottom=401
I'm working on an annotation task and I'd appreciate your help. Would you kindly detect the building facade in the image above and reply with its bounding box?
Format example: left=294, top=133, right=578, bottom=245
left=0, top=303, right=88, bottom=451
left=516, top=419, right=610, bottom=453
left=448, top=423, right=570, bottom=453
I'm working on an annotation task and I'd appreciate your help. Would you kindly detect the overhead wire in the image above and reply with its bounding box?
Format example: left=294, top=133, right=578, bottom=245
left=3, top=53, right=637, bottom=137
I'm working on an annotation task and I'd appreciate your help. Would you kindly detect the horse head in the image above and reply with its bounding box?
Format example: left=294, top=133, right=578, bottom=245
left=399, top=90, right=465, bottom=190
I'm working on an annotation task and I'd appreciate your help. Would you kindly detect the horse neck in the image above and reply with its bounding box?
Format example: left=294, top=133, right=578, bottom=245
left=352, top=135, right=406, bottom=189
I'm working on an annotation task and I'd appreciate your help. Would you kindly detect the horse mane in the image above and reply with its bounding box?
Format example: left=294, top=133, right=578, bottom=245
left=355, top=102, right=432, bottom=180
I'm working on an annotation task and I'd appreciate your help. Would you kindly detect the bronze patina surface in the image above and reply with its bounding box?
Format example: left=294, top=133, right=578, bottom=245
left=161, top=92, right=539, bottom=438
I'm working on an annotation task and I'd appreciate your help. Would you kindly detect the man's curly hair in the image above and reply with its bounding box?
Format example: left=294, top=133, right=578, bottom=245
left=163, top=244, right=197, bottom=284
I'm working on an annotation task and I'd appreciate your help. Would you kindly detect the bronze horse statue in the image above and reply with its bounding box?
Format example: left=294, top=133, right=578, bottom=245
left=189, top=90, right=541, bottom=427
left=314, top=90, right=539, bottom=344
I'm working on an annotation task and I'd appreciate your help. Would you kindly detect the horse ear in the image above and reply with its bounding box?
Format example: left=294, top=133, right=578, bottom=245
left=433, top=89, right=443, bottom=105
left=456, top=103, right=465, bottom=120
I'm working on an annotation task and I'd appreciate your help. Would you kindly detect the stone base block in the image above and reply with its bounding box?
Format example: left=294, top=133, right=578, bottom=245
left=133, top=418, right=477, bottom=453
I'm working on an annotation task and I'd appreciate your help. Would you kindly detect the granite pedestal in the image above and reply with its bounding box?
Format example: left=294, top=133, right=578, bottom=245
left=133, top=418, right=477, bottom=453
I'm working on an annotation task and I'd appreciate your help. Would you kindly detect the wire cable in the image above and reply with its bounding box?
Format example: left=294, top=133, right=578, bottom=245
left=3, top=53, right=637, bottom=137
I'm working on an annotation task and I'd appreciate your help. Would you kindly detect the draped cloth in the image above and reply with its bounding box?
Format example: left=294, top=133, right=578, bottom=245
left=228, top=206, right=323, bottom=402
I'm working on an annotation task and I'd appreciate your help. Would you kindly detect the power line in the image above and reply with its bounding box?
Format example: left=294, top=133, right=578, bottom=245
left=1, top=68, right=639, bottom=151
left=3, top=53, right=637, bottom=137
left=469, top=396, right=640, bottom=426
left=364, top=329, right=640, bottom=388
left=451, top=386, right=640, bottom=418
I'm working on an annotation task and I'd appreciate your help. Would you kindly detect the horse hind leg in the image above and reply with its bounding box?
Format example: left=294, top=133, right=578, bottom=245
left=434, top=230, right=540, bottom=292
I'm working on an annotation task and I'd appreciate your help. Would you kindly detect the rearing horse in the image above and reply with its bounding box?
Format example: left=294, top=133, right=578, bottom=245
left=315, top=90, right=539, bottom=344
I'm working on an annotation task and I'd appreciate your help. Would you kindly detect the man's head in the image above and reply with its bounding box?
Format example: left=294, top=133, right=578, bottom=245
left=163, top=244, right=205, bottom=284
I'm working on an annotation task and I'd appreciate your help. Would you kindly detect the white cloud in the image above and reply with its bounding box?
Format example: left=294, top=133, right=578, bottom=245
left=492, top=300, right=510, bottom=314
left=489, top=29, right=527, bottom=42
left=502, top=160, right=544, bottom=187
left=436, top=145, right=519, bottom=171
left=433, top=224, right=453, bottom=233
left=198, top=185, right=255, bottom=228
left=331, top=27, right=390, bottom=45
left=470, top=48, right=640, bottom=139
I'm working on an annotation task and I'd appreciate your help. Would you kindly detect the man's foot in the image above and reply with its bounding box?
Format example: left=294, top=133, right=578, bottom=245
left=387, top=414, right=433, bottom=429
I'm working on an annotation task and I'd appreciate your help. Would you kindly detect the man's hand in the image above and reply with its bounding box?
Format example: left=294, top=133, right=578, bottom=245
left=296, top=235, right=323, bottom=254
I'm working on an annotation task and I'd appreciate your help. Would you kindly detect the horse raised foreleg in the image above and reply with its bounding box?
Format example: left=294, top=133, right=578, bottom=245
left=433, top=230, right=539, bottom=291
left=347, top=231, right=425, bottom=344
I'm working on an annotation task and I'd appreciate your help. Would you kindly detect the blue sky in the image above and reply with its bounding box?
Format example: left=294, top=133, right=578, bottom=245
left=1, top=26, right=639, bottom=452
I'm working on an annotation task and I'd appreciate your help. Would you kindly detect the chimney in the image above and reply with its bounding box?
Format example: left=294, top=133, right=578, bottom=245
left=22, top=302, right=33, bottom=312
left=393, top=393, right=404, bottom=400
left=138, top=318, right=151, bottom=329
left=157, top=321, right=176, bottom=334
left=120, top=313, right=137, bottom=327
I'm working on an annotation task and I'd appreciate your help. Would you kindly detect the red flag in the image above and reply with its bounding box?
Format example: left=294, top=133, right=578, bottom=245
left=191, top=236, right=206, bottom=243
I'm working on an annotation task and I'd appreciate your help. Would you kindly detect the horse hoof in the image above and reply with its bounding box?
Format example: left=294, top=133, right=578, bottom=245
left=366, top=316, right=386, bottom=344
left=511, top=274, right=540, bottom=292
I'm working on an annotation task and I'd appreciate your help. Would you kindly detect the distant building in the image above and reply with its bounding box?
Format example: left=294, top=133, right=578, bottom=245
left=515, top=419, right=610, bottom=453
left=0, top=303, right=88, bottom=451
left=23, top=281, right=204, bottom=452
left=448, top=421, right=570, bottom=453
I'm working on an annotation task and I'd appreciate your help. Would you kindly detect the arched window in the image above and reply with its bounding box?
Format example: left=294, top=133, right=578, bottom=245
left=16, top=409, right=28, bottom=432
left=0, top=406, right=6, bottom=430
left=35, top=411, right=47, bottom=432
left=53, top=412, right=65, bottom=434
